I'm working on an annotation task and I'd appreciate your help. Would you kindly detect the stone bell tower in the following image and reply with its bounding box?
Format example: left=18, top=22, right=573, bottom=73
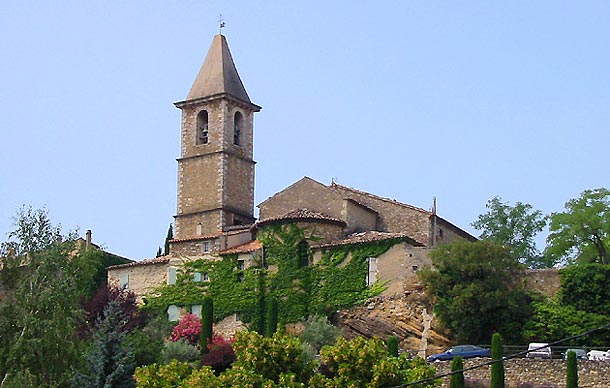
left=172, top=34, right=261, bottom=253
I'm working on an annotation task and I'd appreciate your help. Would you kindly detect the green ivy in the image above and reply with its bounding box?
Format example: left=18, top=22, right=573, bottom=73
left=145, top=224, right=399, bottom=324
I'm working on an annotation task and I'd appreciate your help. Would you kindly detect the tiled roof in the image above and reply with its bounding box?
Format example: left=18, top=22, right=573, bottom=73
left=331, top=182, right=432, bottom=215
left=169, top=232, right=221, bottom=243
left=218, top=240, right=262, bottom=255
left=108, top=256, right=170, bottom=270
left=256, top=208, right=346, bottom=228
left=312, top=231, right=424, bottom=249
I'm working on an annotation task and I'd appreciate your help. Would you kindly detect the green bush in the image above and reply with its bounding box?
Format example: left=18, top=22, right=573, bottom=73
left=232, top=331, right=316, bottom=384
left=299, top=315, right=340, bottom=352
left=566, top=350, right=578, bottom=388
left=450, top=356, right=464, bottom=388
left=160, top=340, right=200, bottom=364
left=490, top=333, right=505, bottom=388
left=134, top=360, right=192, bottom=388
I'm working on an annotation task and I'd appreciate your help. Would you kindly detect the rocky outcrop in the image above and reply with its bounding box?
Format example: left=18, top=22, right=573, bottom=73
left=333, top=292, right=451, bottom=357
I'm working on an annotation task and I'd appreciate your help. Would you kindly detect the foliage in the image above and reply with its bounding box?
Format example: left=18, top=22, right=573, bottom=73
left=134, top=360, right=192, bottom=388
left=160, top=340, right=200, bottom=364
left=72, top=300, right=136, bottom=388
left=164, top=224, right=173, bottom=256
left=156, top=247, right=162, bottom=258
left=171, top=313, right=201, bottom=346
left=387, top=336, right=399, bottom=357
left=419, top=240, right=532, bottom=344
left=559, top=263, right=610, bottom=315
left=179, top=366, right=218, bottom=387
left=232, top=331, right=316, bottom=384
left=126, top=328, right=164, bottom=368
left=523, top=298, right=610, bottom=346
left=490, top=333, right=504, bottom=388
left=0, top=206, right=98, bottom=388
left=546, top=187, right=610, bottom=265
left=201, top=336, right=236, bottom=375
left=145, top=223, right=396, bottom=324
left=450, top=356, right=465, bottom=388
left=318, top=336, right=437, bottom=388
left=472, top=196, right=549, bottom=268
left=299, top=315, right=340, bottom=352
left=82, top=285, right=147, bottom=337
left=265, top=297, right=279, bottom=337
left=566, top=350, right=578, bottom=388
left=201, top=296, right=214, bottom=355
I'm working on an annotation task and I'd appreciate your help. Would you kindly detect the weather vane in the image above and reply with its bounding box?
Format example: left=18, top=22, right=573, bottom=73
left=219, top=14, right=226, bottom=34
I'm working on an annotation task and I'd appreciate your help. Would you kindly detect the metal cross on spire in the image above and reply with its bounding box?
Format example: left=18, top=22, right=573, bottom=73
left=218, top=14, right=226, bottom=34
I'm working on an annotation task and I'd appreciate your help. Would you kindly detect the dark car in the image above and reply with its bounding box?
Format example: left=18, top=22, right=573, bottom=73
left=426, top=345, right=491, bottom=362
left=563, top=348, right=587, bottom=360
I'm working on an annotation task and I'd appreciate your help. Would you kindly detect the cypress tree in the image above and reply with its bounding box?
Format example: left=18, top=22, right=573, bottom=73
left=163, top=224, right=173, bottom=256
left=387, top=336, right=399, bottom=357
left=450, top=356, right=465, bottom=388
left=201, top=297, right=214, bottom=356
left=156, top=246, right=162, bottom=257
left=566, top=350, right=578, bottom=388
left=490, top=332, right=505, bottom=388
left=255, top=270, right=266, bottom=334
left=265, top=297, right=279, bottom=337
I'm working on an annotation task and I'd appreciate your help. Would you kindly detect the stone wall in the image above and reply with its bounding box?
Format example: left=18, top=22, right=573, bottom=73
left=435, top=358, right=610, bottom=388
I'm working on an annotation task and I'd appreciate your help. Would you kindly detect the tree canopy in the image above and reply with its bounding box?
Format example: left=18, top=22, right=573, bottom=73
left=0, top=207, right=98, bottom=387
left=419, top=240, right=533, bottom=344
left=546, top=187, right=610, bottom=265
left=472, top=196, right=548, bottom=268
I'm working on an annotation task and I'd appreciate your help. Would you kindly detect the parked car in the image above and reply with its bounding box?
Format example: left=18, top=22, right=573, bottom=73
left=526, top=342, right=552, bottom=359
left=563, top=349, right=587, bottom=360
left=426, top=345, right=491, bottom=362
left=587, top=350, right=610, bottom=361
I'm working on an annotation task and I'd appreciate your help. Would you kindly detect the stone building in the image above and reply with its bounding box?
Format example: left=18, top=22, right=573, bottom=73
left=107, top=34, right=476, bottom=314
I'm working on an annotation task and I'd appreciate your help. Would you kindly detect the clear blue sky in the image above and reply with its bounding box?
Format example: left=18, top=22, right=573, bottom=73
left=1, top=1, right=608, bottom=260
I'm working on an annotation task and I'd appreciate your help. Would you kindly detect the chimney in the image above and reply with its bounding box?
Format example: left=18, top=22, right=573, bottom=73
left=85, top=230, right=92, bottom=251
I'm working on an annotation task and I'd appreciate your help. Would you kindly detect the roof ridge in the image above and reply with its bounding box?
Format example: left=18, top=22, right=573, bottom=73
left=330, top=182, right=431, bottom=215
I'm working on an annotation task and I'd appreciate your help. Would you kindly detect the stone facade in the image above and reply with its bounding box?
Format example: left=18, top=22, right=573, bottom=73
left=435, top=358, right=610, bottom=388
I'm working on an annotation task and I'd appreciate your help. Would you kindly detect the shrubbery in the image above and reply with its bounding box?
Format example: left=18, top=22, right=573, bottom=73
left=170, top=313, right=201, bottom=345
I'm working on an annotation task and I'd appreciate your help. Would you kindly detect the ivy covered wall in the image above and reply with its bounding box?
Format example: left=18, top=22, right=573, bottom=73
left=144, top=223, right=401, bottom=325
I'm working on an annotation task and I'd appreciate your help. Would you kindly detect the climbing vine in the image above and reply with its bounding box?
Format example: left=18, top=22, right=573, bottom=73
left=145, top=224, right=400, bottom=324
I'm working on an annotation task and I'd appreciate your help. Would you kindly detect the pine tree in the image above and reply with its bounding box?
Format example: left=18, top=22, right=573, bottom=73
left=163, top=224, right=173, bottom=256
left=450, top=356, right=465, bottom=388
left=201, top=297, right=214, bottom=356
left=387, top=336, right=399, bottom=357
left=72, top=300, right=136, bottom=388
left=566, top=350, right=578, bottom=388
left=490, top=333, right=505, bottom=388
left=156, top=246, right=162, bottom=257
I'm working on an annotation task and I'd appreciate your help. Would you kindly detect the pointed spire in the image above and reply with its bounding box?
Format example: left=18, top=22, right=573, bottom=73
left=186, top=34, right=252, bottom=103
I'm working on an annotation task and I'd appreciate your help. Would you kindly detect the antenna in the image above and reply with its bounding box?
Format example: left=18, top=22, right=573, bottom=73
left=218, top=14, right=226, bottom=34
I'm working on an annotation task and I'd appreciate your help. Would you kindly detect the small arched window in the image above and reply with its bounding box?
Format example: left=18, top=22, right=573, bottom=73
left=233, top=111, right=243, bottom=145
left=197, top=110, right=209, bottom=145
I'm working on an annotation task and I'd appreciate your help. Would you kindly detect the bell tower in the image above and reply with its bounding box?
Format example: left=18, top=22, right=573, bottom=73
left=172, top=34, right=261, bottom=250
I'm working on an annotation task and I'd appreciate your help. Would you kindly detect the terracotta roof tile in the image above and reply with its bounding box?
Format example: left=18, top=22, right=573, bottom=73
left=330, top=182, right=432, bottom=215
left=256, top=208, right=346, bottom=228
left=312, top=231, right=424, bottom=249
left=218, top=240, right=262, bottom=255
left=108, top=256, right=171, bottom=269
left=169, top=233, right=221, bottom=243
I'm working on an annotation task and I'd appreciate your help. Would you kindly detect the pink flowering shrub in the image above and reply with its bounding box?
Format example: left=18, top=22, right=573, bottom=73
left=170, top=313, right=201, bottom=345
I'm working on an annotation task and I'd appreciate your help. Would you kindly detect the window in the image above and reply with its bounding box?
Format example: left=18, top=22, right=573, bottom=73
left=237, top=259, right=245, bottom=270
left=191, top=304, right=202, bottom=318
left=197, top=222, right=203, bottom=235
left=412, top=265, right=419, bottom=272
left=233, top=111, right=243, bottom=145
left=366, top=257, right=378, bottom=286
left=167, top=305, right=179, bottom=322
left=168, top=267, right=177, bottom=285
left=197, top=110, right=209, bottom=145
left=193, top=272, right=202, bottom=282
left=202, top=272, right=210, bottom=282
left=202, top=241, right=211, bottom=253
left=119, top=274, right=129, bottom=289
